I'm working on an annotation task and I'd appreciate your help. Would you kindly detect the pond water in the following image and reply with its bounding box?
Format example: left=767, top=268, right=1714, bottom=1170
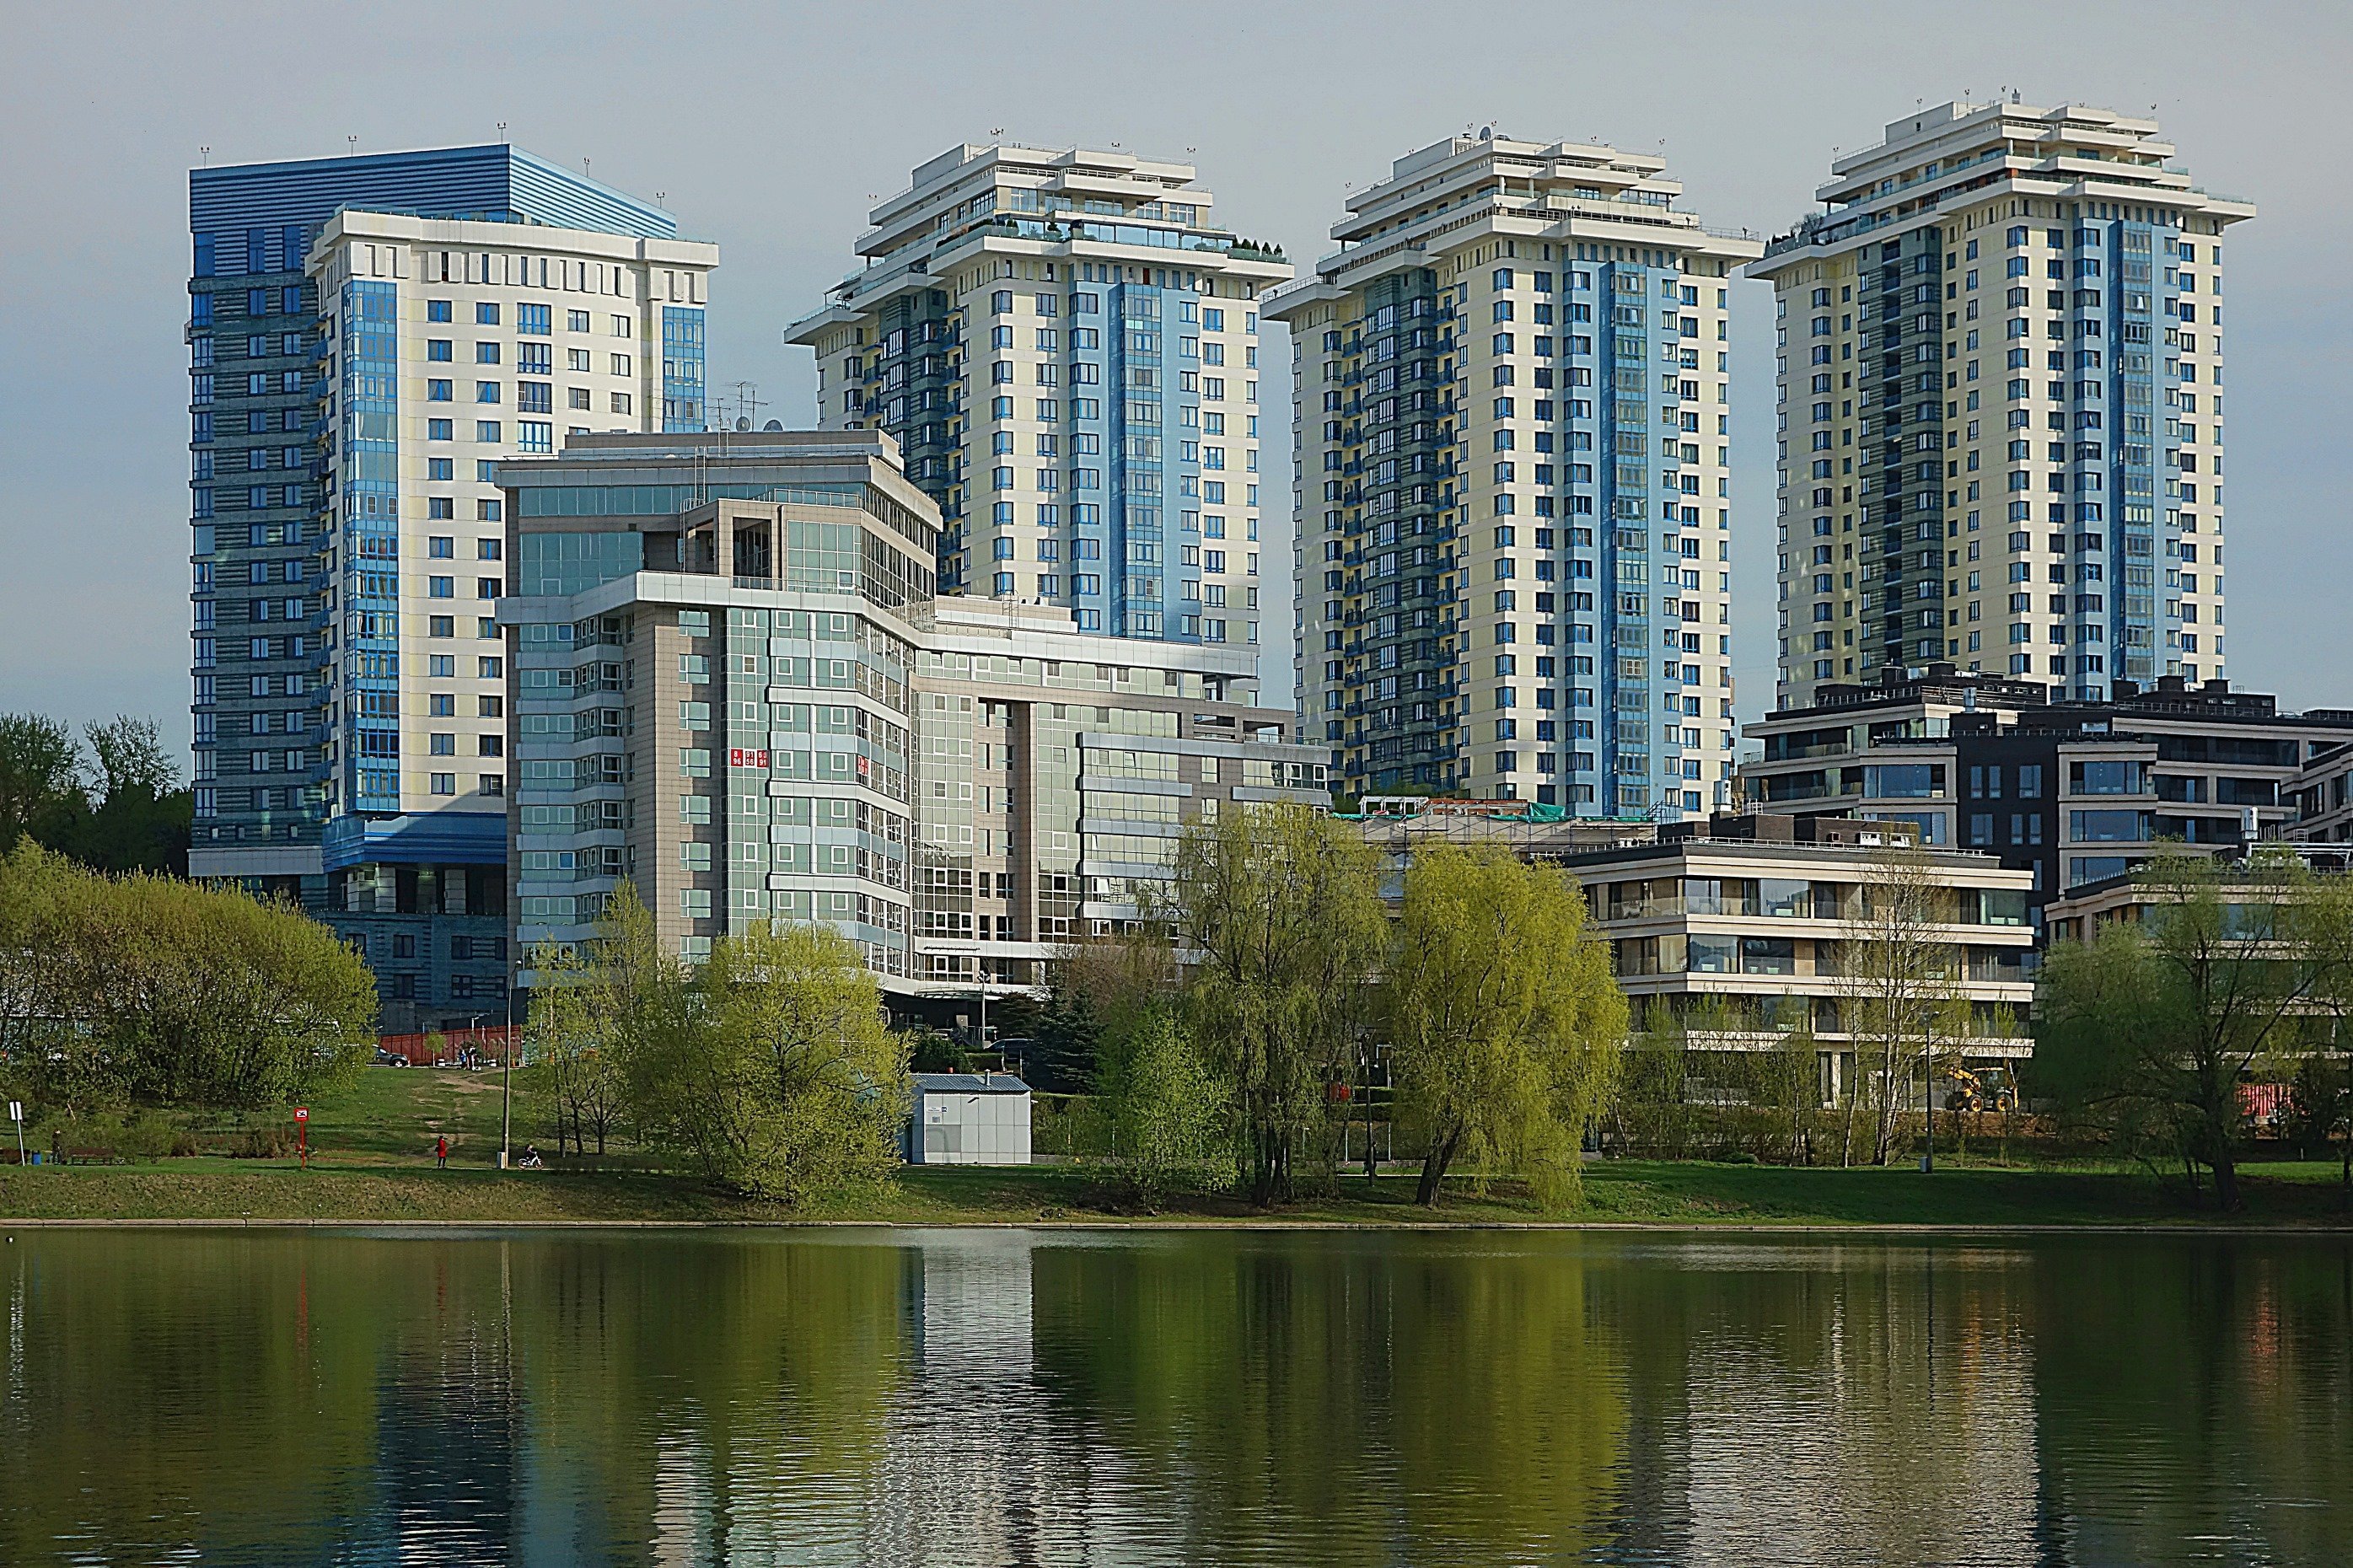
left=3, top=1227, right=2349, bottom=1565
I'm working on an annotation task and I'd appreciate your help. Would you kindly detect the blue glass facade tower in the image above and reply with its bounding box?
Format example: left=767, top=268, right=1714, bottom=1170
left=186, top=144, right=696, bottom=1031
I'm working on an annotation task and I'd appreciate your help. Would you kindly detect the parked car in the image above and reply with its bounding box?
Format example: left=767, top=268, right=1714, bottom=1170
left=373, top=1048, right=410, bottom=1068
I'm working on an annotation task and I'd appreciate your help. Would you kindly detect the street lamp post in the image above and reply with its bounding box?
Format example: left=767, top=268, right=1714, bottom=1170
left=502, top=953, right=516, bottom=1171
left=1921, top=1033, right=1937, bottom=1174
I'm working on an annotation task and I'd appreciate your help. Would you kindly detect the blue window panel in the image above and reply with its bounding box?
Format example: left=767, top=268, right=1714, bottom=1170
left=661, top=307, right=706, bottom=432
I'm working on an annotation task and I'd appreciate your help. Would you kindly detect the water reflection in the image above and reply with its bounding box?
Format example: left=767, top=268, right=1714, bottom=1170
left=0, top=1228, right=2348, bottom=1565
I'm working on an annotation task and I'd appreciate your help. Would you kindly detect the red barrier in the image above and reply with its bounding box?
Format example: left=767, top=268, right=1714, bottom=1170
left=378, top=1024, right=514, bottom=1066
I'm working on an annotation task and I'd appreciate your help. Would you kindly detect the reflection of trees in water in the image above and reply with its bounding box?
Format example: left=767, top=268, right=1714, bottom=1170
left=2028, top=1238, right=2353, bottom=1567
left=1592, top=1243, right=2046, bottom=1565
left=1025, top=1233, right=1629, bottom=1564
left=4, top=1232, right=2353, bottom=1565
left=508, top=1234, right=915, bottom=1565
left=0, top=1232, right=921, bottom=1566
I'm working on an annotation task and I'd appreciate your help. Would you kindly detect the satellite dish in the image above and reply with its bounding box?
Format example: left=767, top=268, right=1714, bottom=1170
left=762, top=420, right=784, bottom=432
left=734, top=416, right=751, bottom=432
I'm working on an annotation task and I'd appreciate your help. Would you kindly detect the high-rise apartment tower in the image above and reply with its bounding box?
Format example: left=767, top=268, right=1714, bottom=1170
left=787, top=143, right=1292, bottom=646
left=184, top=145, right=714, bottom=1030
left=1269, top=132, right=1759, bottom=814
left=1749, top=101, right=2252, bottom=712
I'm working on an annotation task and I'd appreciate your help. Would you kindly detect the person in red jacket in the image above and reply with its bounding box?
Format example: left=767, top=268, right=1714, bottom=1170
left=435, top=1134, right=449, bottom=1170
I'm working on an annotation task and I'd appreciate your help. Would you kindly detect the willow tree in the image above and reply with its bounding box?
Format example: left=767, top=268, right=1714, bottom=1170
left=1167, top=801, right=1385, bottom=1206
left=1384, top=843, right=1625, bottom=1207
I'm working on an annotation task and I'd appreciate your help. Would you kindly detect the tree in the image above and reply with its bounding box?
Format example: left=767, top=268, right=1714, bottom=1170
left=86, top=717, right=176, bottom=802
left=1098, top=1002, right=1233, bottom=1206
left=0, top=713, right=83, bottom=851
left=0, top=712, right=191, bottom=874
left=1835, top=843, right=1974, bottom=1166
left=0, top=841, right=375, bottom=1110
left=1383, top=843, right=1626, bottom=1209
left=627, top=913, right=911, bottom=1205
left=1166, top=801, right=1385, bottom=1206
left=2289, top=868, right=2353, bottom=1204
left=69, top=717, right=192, bottom=874
left=1765, top=1015, right=1828, bottom=1167
left=1033, top=926, right=1179, bottom=1093
left=1604, top=1000, right=1685, bottom=1159
left=524, top=941, right=626, bottom=1156
left=2283, top=1051, right=2352, bottom=1205
left=2035, top=849, right=2336, bottom=1210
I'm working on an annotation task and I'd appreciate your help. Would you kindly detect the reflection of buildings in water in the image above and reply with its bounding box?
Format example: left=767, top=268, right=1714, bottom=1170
left=374, top=1297, right=518, bottom=1561
left=567, top=1234, right=1095, bottom=1567
left=1615, top=1246, right=2044, bottom=1566
left=863, top=1232, right=1055, bottom=1565
left=646, top=1426, right=716, bottom=1568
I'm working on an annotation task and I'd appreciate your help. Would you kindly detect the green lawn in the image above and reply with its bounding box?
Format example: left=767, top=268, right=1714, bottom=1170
left=3, top=1067, right=2347, bottom=1227
left=4, top=1157, right=2350, bottom=1229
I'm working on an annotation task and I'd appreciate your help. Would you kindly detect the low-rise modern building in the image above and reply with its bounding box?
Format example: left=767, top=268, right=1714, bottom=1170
left=1356, top=806, right=2037, bottom=1094
left=1573, top=816, right=2038, bottom=1098
left=2286, top=736, right=2353, bottom=846
left=1740, top=669, right=2353, bottom=926
left=496, top=429, right=1326, bottom=1001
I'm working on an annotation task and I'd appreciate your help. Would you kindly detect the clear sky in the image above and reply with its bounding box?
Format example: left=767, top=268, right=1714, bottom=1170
left=4, top=0, right=2348, bottom=758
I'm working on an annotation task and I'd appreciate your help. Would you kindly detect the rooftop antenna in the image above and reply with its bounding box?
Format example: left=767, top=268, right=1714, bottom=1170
left=733, top=381, right=766, bottom=430
left=497, top=121, right=507, bottom=140
left=582, top=156, right=592, bottom=177
left=347, top=135, right=358, bottom=154
left=199, top=145, right=210, bottom=167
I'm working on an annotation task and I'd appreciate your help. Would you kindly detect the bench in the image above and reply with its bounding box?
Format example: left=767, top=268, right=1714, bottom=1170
left=61, top=1147, right=128, bottom=1166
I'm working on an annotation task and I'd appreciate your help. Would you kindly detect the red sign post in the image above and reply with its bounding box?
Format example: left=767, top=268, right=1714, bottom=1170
left=293, top=1106, right=309, bottom=1169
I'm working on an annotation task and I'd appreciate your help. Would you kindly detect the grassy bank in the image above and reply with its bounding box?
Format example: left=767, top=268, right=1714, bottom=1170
left=5, top=1153, right=2351, bottom=1228
left=6, top=1068, right=2348, bottom=1227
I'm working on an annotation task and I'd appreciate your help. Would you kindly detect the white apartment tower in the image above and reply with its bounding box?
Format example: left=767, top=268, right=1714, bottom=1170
left=307, top=210, right=716, bottom=1021
left=1269, top=132, right=1759, bottom=814
left=787, top=143, right=1292, bottom=647
left=1749, top=100, right=2253, bottom=712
